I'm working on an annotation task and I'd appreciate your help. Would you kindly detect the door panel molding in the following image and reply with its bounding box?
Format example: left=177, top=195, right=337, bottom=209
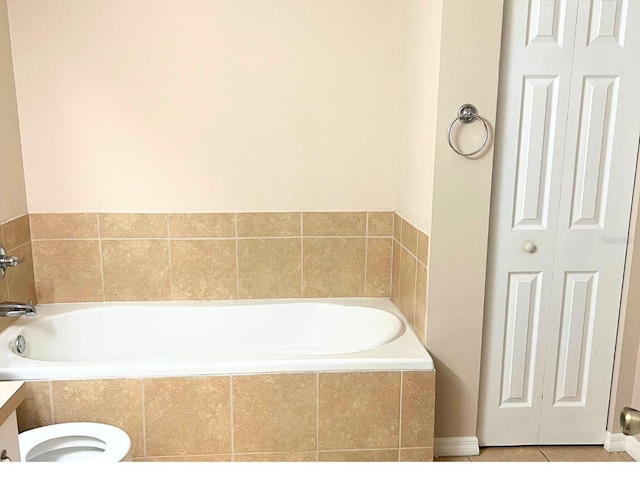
left=500, top=272, right=543, bottom=406
left=553, top=271, right=598, bottom=405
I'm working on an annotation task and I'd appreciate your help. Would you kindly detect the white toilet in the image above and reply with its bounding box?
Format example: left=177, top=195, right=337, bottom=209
left=18, top=422, right=132, bottom=462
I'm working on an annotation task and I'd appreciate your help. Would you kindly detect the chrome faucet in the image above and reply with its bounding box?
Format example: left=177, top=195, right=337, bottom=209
left=0, top=301, right=37, bottom=317
left=0, top=243, right=24, bottom=280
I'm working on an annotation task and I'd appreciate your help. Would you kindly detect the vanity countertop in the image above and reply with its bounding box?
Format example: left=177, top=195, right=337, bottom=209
left=0, top=381, right=25, bottom=425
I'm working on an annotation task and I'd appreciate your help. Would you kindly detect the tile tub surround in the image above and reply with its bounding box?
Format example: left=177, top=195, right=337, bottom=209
left=391, top=214, right=429, bottom=344
left=29, top=212, right=394, bottom=303
left=16, top=370, right=435, bottom=462
left=0, top=215, right=37, bottom=333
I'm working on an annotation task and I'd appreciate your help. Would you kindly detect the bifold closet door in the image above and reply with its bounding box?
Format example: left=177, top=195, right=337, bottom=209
left=478, top=0, right=640, bottom=445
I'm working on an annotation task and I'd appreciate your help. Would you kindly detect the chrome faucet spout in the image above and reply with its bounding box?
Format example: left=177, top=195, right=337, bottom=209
left=0, top=301, right=37, bottom=317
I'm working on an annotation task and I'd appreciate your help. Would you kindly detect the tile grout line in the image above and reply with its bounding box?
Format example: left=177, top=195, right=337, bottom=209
left=398, top=371, right=403, bottom=461
left=230, top=376, right=235, bottom=461
left=315, top=372, right=319, bottom=461
left=301, top=213, right=305, bottom=298
left=537, top=446, right=551, bottom=462
left=364, top=213, right=369, bottom=297
left=3, top=224, right=11, bottom=300
left=48, top=380, right=55, bottom=424
left=166, top=216, right=173, bottom=300
left=234, top=215, right=240, bottom=300
left=29, top=234, right=392, bottom=241
left=411, top=249, right=418, bottom=325
left=97, top=214, right=106, bottom=302
left=140, top=378, right=147, bottom=459
left=388, top=214, right=395, bottom=299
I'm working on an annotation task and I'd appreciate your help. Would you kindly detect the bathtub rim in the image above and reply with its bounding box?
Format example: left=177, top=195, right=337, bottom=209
left=0, top=298, right=434, bottom=380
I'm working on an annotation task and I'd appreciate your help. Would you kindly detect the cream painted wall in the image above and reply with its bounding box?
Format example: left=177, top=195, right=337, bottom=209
left=0, top=0, right=27, bottom=223
left=8, top=0, right=402, bottom=214
left=426, top=0, right=504, bottom=439
left=608, top=151, right=640, bottom=435
left=395, top=0, right=441, bottom=235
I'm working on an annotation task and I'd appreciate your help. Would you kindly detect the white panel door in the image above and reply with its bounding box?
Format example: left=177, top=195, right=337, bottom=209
left=478, top=0, right=640, bottom=445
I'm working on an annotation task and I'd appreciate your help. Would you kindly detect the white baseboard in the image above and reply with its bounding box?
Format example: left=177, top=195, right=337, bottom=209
left=434, top=436, right=479, bottom=457
left=627, top=436, right=640, bottom=462
left=434, top=432, right=638, bottom=460
left=604, top=432, right=628, bottom=452
left=604, top=431, right=639, bottom=461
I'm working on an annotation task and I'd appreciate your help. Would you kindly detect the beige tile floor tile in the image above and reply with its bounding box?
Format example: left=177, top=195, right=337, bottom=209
left=538, top=445, right=634, bottom=462
left=434, top=455, right=472, bottom=462
left=471, top=446, right=548, bottom=462
left=144, top=454, right=232, bottom=462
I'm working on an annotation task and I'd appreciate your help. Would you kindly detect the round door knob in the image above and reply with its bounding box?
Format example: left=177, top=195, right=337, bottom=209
left=522, top=241, right=536, bottom=253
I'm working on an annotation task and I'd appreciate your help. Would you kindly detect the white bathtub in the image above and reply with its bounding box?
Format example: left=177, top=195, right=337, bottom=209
left=0, top=298, right=433, bottom=380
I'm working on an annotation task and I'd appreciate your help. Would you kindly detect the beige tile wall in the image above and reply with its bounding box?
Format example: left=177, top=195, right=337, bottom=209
left=15, top=213, right=434, bottom=463
left=0, top=215, right=37, bottom=333
left=16, top=370, right=434, bottom=462
left=1, top=211, right=425, bottom=337
left=29, top=212, right=394, bottom=304
left=391, top=214, right=429, bottom=344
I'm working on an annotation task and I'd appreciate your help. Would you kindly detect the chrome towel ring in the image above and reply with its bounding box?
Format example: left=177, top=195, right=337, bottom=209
left=447, top=104, right=489, bottom=157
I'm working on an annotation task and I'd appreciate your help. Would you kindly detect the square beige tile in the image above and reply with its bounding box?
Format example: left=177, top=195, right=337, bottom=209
left=470, top=446, right=548, bottom=462
left=168, top=213, right=235, bottom=238
left=393, top=213, right=402, bottom=242
left=234, top=452, right=316, bottom=462
left=32, top=240, right=103, bottom=303
left=52, top=378, right=144, bottom=457
left=391, top=240, right=401, bottom=304
left=401, top=371, right=435, bottom=448
left=102, top=240, right=170, bottom=301
left=414, top=265, right=428, bottom=344
left=30, top=213, right=98, bottom=239
left=318, top=372, right=400, bottom=450
left=2, top=215, right=30, bottom=250
left=232, top=373, right=316, bottom=454
left=318, top=450, right=398, bottom=462
left=401, top=221, right=418, bottom=256
left=99, top=213, right=167, bottom=238
left=143, top=376, right=231, bottom=456
left=170, top=240, right=237, bottom=300
left=365, top=238, right=392, bottom=297
left=397, top=247, right=417, bottom=326
left=303, top=212, right=366, bottom=237
left=5, top=243, right=36, bottom=304
left=303, top=238, right=366, bottom=297
left=434, top=455, right=471, bottom=462
left=367, top=212, right=394, bottom=236
left=0, top=317, right=15, bottom=335
left=236, top=213, right=301, bottom=237
left=237, top=239, right=301, bottom=299
left=538, top=445, right=632, bottom=462
left=0, top=278, right=8, bottom=302
left=417, top=232, right=429, bottom=265
left=400, top=448, right=433, bottom=462
left=16, top=381, right=53, bottom=432
left=0, top=274, right=13, bottom=333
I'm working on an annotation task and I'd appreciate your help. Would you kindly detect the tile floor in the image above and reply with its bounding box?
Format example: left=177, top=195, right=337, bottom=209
left=435, top=445, right=635, bottom=462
